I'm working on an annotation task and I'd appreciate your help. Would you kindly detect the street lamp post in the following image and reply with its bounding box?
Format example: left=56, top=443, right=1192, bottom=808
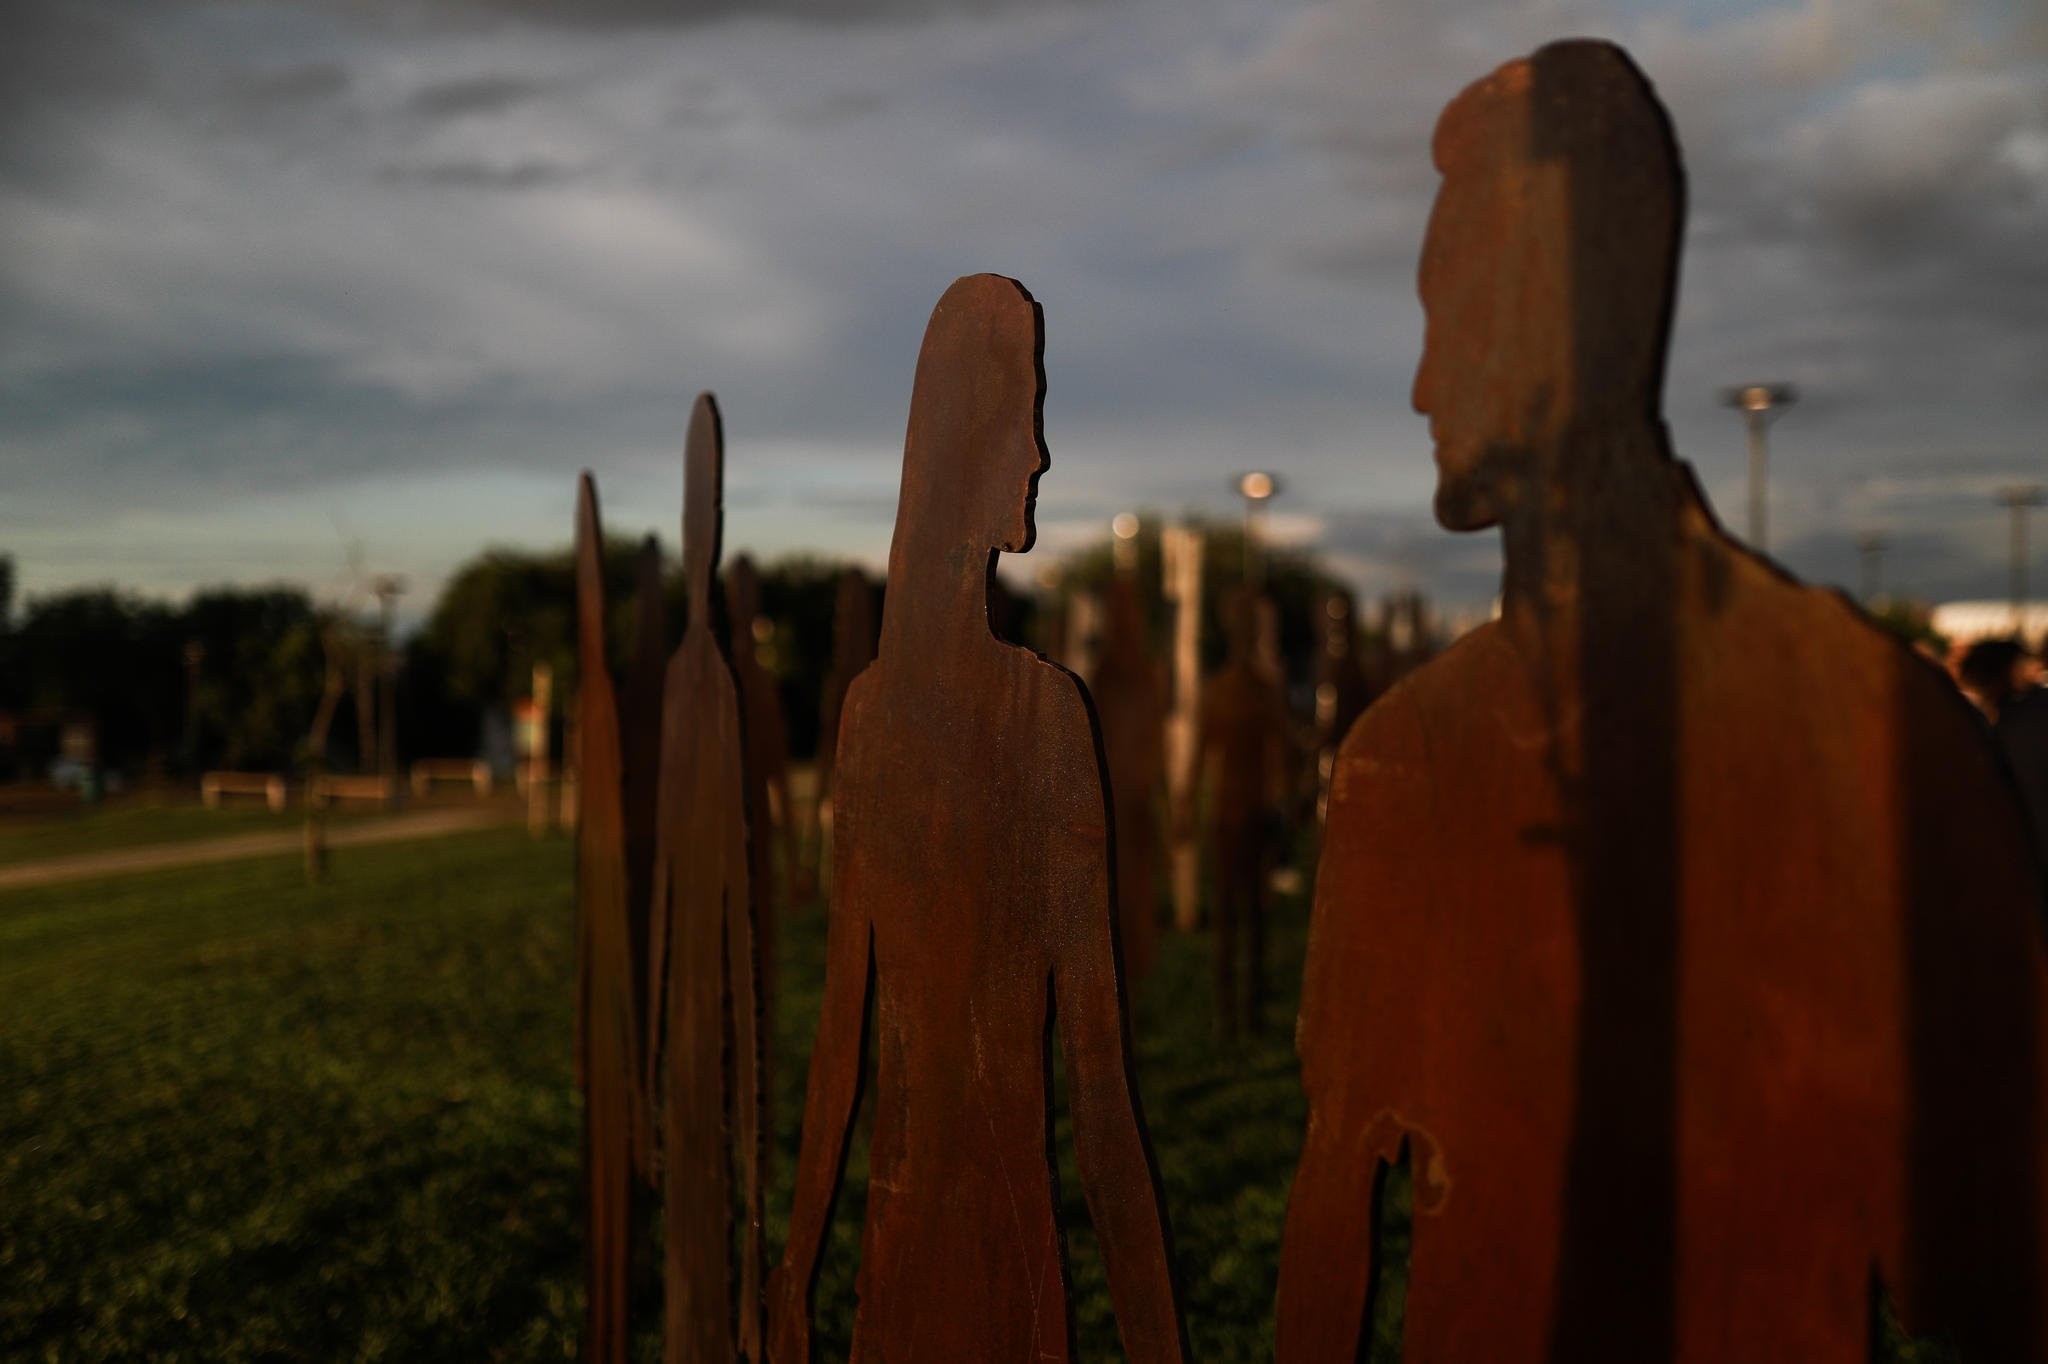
left=1997, top=486, right=2045, bottom=631
left=1719, top=382, right=1797, bottom=550
left=1236, top=471, right=1280, bottom=590
left=1111, top=511, right=1141, bottom=576
left=1856, top=531, right=1888, bottom=605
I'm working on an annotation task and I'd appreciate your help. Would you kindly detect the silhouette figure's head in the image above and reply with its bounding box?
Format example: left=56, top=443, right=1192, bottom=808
left=1223, top=588, right=1261, bottom=665
left=1413, top=40, right=1684, bottom=532
left=891, top=275, right=1048, bottom=589
left=576, top=472, right=607, bottom=660
left=683, top=393, right=724, bottom=621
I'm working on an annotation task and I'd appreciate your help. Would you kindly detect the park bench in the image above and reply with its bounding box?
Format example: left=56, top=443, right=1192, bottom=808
left=200, top=771, right=287, bottom=812
left=307, top=774, right=396, bottom=809
left=409, top=758, right=491, bottom=797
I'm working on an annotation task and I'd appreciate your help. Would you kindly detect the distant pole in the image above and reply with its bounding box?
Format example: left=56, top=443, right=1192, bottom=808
left=1719, top=383, right=1797, bottom=551
left=1856, top=531, right=1888, bottom=605
left=1236, top=471, right=1279, bottom=590
left=1997, top=486, right=2045, bottom=631
left=372, top=575, right=406, bottom=795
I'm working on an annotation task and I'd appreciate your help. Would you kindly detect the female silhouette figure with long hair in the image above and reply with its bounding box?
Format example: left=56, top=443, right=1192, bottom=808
left=766, top=275, right=1187, bottom=1363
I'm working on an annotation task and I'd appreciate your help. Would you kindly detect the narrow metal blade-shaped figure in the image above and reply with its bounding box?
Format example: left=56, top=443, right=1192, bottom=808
left=725, top=554, right=792, bottom=1169
left=765, top=275, right=1188, bottom=1364
left=1278, top=40, right=2048, bottom=1363
left=647, top=395, right=764, bottom=1363
left=573, top=475, right=651, bottom=1364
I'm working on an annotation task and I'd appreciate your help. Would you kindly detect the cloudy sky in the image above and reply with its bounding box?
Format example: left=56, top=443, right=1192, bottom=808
left=3, top=0, right=2044, bottom=622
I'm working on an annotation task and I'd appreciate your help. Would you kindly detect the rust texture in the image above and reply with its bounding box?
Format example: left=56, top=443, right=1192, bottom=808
left=621, top=534, right=667, bottom=1044
left=1278, top=39, right=2048, bottom=1363
left=1191, top=589, right=1296, bottom=1039
left=573, top=475, right=651, bottom=1364
left=726, top=553, right=791, bottom=1171
left=765, top=274, right=1188, bottom=1363
left=648, top=394, right=764, bottom=1363
left=1089, top=574, right=1167, bottom=987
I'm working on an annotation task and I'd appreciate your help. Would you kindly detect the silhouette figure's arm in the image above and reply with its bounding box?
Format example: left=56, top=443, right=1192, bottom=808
left=723, top=714, right=765, bottom=1359
left=768, top=707, right=875, bottom=1364
left=1052, top=695, right=1189, bottom=1363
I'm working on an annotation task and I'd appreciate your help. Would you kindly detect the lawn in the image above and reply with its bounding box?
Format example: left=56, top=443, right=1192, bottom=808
left=0, top=825, right=1348, bottom=1361
left=0, top=824, right=1953, bottom=1361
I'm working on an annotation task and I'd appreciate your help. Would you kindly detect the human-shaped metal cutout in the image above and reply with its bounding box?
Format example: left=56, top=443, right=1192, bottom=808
left=765, top=274, right=1188, bottom=1363
left=1277, top=40, right=2048, bottom=1363
left=1190, top=588, right=1295, bottom=1039
left=725, top=553, right=791, bottom=1165
left=647, top=394, right=764, bottom=1363
left=1089, top=574, right=1168, bottom=988
left=573, top=475, right=650, bottom=1364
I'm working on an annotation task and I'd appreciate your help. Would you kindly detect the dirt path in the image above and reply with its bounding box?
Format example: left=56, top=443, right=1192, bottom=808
left=0, top=807, right=522, bottom=892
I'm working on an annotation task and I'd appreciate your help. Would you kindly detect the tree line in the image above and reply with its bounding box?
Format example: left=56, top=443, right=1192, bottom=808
left=0, top=523, right=1352, bottom=785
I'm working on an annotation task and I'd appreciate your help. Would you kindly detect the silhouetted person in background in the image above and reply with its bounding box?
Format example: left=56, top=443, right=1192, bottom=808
left=1190, top=588, right=1294, bottom=1039
left=647, top=394, right=762, bottom=1364
left=1090, top=575, right=1168, bottom=988
left=766, top=274, right=1186, bottom=1364
left=1279, top=40, right=2048, bottom=1363
left=1963, top=638, right=2048, bottom=865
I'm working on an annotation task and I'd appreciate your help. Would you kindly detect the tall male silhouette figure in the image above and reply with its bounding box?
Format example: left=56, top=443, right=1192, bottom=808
left=573, top=476, right=650, bottom=1364
left=765, top=274, right=1187, bottom=1363
left=1277, top=40, right=2048, bottom=1363
left=648, top=394, right=763, bottom=1363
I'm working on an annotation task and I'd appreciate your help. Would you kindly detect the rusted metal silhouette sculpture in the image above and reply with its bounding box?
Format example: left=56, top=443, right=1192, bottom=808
left=1190, top=589, right=1295, bottom=1039
left=621, top=535, right=666, bottom=1092
left=1278, top=40, right=2048, bottom=1363
left=573, top=476, right=651, bottom=1364
left=765, top=274, right=1188, bottom=1364
left=1090, top=575, right=1168, bottom=987
left=1313, top=591, right=1373, bottom=828
left=725, top=553, right=790, bottom=1163
left=647, top=394, right=763, bottom=1364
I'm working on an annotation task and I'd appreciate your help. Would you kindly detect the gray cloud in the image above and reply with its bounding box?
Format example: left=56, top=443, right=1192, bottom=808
left=1, top=0, right=2042, bottom=617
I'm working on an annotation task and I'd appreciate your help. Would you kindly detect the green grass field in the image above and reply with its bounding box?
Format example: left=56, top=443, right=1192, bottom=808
left=0, top=824, right=1957, bottom=1361
left=0, top=826, right=1358, bottom=1361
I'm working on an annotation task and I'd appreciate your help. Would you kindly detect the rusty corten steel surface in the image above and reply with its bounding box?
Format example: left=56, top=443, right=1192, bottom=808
left=1278, top=39, right=2048, bottom=1363
left=621, top=534, right=667, bottom=1053
left=647, top=393, right=764, bottom=1363
left=573, top=476, right=651, bottom=1364
left=1090, top=574, right=1167, bottom=987
left=725, top=553, right=791, bottom=1177
left=765, top=274, right=1187, bottom=1364
left=1192, top=589, right=1295, bottom=1039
